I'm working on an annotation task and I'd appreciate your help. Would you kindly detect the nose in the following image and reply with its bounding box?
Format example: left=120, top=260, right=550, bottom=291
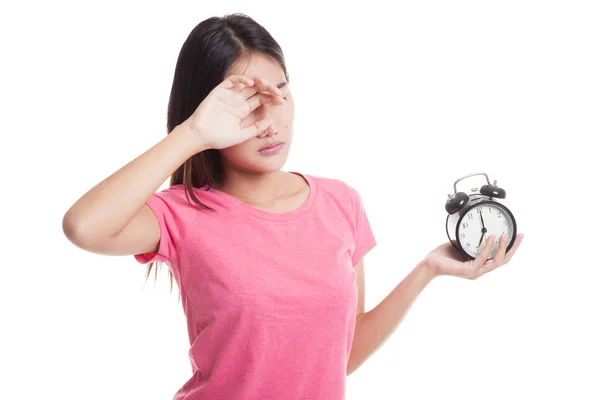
left=257, top=123, right=278, bottom=138
left=254, top=102, right=279, bottom=137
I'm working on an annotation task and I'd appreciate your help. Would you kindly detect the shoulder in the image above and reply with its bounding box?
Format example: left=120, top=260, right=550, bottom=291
left=305, top=173, right=363, bottom=212
left=150, top=184, right=187, bottom=204
left=153, top=184, right=215, bottom=202
left=148, top=184, right=214, bottom=214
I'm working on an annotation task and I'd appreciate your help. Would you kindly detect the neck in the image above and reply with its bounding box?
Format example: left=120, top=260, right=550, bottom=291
left=216, top=169, right=289, bottom=203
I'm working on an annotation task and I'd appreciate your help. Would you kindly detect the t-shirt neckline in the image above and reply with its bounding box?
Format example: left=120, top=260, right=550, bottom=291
left=205, top=171, right=317, bottom=222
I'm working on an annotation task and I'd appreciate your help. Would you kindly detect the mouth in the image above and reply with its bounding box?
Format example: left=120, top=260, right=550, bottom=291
left=258, top=141, right=284, bottom=152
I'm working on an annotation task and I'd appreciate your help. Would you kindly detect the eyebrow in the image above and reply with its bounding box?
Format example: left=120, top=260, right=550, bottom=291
left=277, top=82, right=288, bottom=89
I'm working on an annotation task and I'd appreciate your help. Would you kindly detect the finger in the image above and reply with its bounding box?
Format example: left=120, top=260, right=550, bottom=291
left=240, top=84, right=258, bottom=99
left=246, top=92, right=284, bottom=113
left=220, top=75, right=254, bottom=90
left=240, top=118, right=273, bottom=141
left=254, top=76, right=283, bottom=97
left=241, top=85, right=284, bottom=101
left=227, top=79, right=256, bottom=96
left=474, top=235, right=502, bottom=276
left=472, top=235, right=496, bottom=271
left=233, top=82, right=253, bottom=92
left=241, top=76, right=284, bottom=100
left=504, top=233, right=525, bottom=263
left=492, top=233, right=508, bottom=264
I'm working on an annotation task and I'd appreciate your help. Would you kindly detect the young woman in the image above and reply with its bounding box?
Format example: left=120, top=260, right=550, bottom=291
left=62, top=13, right=524, bottom=400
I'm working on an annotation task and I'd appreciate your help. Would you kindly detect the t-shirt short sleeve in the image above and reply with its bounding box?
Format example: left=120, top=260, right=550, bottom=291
left=133, top=188, right=190, bottom=265
left=349, top=185, right=377, bottom=266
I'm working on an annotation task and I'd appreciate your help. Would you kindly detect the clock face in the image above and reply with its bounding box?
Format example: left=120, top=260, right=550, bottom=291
left=457, top=202, right=515, bottom=259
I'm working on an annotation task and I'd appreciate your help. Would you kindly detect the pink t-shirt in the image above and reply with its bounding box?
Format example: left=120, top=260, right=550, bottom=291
left=134, top=172, right=377, bottom=399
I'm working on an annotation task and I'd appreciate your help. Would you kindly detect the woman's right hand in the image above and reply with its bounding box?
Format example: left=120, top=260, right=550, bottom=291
left=182, top=75, right=285, bottom=152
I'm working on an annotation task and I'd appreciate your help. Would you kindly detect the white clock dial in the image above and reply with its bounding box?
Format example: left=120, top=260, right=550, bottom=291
left=457, top=203, right=514, bottom=259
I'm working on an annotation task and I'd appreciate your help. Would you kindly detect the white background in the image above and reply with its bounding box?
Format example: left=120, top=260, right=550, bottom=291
left=1, top=1, right=599, bottom=399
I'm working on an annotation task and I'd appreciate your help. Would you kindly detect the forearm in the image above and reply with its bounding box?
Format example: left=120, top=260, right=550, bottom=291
left=347, top=260, right=437, bottom=375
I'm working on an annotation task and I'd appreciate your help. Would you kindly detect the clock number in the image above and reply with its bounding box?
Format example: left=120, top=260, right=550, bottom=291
left=460, top=233, right=466, bottom=239
left=468, top=214, right=473, bottom=220
left=462, top=222, right=468, bottom=229
left=476, top=207, right=482, bottom=214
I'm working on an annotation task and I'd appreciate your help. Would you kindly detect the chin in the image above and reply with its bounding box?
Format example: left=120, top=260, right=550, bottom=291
left=249, top=158, right=287, bottom=173
left=227, top=154, right=288, bottom=174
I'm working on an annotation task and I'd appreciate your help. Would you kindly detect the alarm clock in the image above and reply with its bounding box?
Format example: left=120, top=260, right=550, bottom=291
left=445, top=172, right=517, bottom=260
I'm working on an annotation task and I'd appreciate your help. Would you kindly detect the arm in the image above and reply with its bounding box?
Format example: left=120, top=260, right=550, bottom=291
left=62, top=123, right=202, bottom=252
left=347, top=259, right=437, bottom=376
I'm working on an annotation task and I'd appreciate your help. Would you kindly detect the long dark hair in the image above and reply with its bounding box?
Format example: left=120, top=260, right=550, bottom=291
left=144, top=13, right=290, bottom=295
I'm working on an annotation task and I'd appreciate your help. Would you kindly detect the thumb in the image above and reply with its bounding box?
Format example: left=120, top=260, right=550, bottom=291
left=241, top=118, right=272, bottom=141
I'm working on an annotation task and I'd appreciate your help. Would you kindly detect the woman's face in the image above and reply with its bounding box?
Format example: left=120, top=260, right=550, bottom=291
left=218, top=53, right=295, bottom=174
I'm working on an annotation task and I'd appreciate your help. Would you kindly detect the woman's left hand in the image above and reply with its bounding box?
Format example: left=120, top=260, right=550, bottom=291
left=425, top=233, right=525, bottom=279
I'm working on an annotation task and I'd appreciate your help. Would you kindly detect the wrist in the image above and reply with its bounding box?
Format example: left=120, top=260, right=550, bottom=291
left=418, top=257, right=440, bottom=282
left=172, top=122, right=209, bottom=155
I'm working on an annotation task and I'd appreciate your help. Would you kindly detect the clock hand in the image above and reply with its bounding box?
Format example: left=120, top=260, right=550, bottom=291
left=478, top=209, right=487, bottom=248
